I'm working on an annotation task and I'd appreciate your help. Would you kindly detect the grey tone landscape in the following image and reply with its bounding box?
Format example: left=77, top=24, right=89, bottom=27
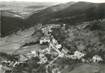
left=0, top=1, right=105, bottom=73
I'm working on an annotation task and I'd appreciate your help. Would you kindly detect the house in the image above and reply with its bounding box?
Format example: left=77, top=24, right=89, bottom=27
left=52, top=38, right=58, bottom=44
left=40, top=37, right=50, bottom=44
left=92, top=55, right=103, bottom=62
left=30, top=50, right=37, bottom=57
left=56, top=44, right=62, bottom=49
left=73, top=51, right=85, bottom=59
left=38, top=53, right=48, bottom=64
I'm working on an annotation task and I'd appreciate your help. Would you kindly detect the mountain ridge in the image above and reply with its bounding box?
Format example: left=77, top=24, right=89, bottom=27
left=1, top=1, right=105, bottom=37
left=26, top=2, right=105, bottom=24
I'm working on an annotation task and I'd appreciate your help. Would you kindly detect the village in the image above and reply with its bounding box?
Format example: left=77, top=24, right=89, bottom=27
left=0, top=24, right=104, bottom=73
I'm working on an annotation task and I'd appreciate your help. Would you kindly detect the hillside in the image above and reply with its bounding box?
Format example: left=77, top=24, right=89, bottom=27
left=0, top=20, right=105, bottom=73
left=26, top=2, right=105, bottom=24
left=1, top=2, right=105, bottom=37
left=1, top=10, right=25, bottom=37
left=0, top=2, right=55, bottom=37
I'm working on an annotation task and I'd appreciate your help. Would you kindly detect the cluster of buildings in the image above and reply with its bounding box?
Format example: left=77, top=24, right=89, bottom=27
left=39, top=24, right=104, bottom=63
left=66, top=50, right=103, bottom=63
left=0, top=24, right=104, bottom=73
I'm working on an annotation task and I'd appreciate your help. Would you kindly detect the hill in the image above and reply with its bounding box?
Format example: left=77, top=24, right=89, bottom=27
left=26, top=2, right=105, bottom=24
left=1, top=10, right=25, bottom=37
left=0, top=2, right=55, bottom=37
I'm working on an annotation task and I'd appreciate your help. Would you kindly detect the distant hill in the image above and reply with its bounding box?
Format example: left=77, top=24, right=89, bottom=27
left=1, top=10, right=25, bottom=37
left=26, top=2, right=105, bottom=24
left=1, top=2, right=105, bottom=37
left=26, top=5, right=46, bottom=9
left=0, top=2, right=55, bottom=37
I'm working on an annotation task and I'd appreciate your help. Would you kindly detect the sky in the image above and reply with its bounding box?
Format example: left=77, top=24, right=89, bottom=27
left=0, top=0, right=105, bottom=3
